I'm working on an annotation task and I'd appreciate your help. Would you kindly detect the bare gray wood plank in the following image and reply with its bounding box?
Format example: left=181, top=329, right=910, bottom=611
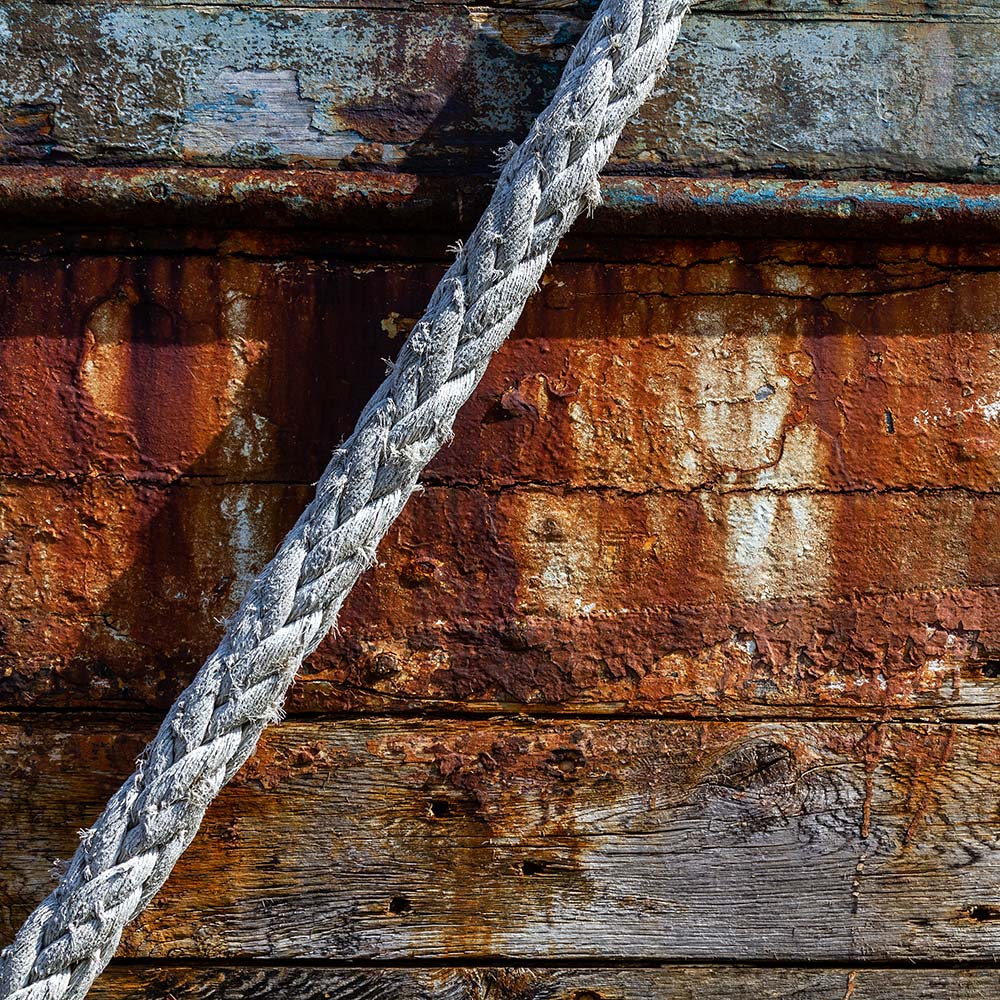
left=0, top=5, right=997, bottom=178
left=87, top=965, right=1000, bottom=1000
left=2, top=718, right=998, bottom=962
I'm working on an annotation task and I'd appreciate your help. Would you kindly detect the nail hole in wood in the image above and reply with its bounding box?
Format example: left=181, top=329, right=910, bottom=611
left=549, top=747, right=586, bottom=779
left=522, top=859, right=547, bottom=876
left=388, top=896, right=412, bottom=915
left=979, top=659, right=1000, bottom=679
left=430, top=799, right=451, bottom=818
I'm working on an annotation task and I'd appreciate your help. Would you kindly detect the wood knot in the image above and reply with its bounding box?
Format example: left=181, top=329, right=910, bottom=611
left=709, top=740, right=795, bottom=794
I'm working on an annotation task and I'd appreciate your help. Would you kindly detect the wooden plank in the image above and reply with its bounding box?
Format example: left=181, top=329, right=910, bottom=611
left=2, top=718, right=998, bottom=961
left=697, top=0, right=997, bottom=17
left=32, top=1, right=999, bottom=21
left=2, top=478, right=999, bottom=716
left=0, top=7, right=997, bottom=179
left=85, top=964, right=1000, bottom=1000
left=3, top=243, right=1000, bottom=493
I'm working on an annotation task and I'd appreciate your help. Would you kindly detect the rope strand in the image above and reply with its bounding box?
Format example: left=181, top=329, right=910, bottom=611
left=0, top=2, right=691, bottom=996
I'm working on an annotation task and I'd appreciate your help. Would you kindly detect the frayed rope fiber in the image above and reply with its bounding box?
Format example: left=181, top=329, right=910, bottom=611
left=0, top=2, right=691, bottom=996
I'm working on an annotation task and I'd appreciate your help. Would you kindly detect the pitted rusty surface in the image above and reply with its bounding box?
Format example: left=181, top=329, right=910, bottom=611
left=0, top=237, right=999, bottom=718
left=1, top=0, right=999, bottom=986
left=4, top=241, right=1000, bottom=489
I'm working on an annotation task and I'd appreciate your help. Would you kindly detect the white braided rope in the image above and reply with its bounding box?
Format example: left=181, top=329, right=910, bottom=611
left=0, top=2, right=691, bottom=996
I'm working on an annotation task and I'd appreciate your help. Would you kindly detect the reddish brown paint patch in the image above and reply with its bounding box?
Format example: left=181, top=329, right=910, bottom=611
left=321, top=583, right=1000, bottom=719
left=1, top=478, right=998, bottom=717
left=0, top=253, right=445, bottom=482
left=1, top=238, right=999, bottom=722
left=3, top=243, right=1000, bottom=493
left=0, top=479, right=309, bottom=708
left=432, top=249, right=1000, bottom=494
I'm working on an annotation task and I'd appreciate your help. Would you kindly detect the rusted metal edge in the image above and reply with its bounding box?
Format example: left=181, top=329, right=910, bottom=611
left=1, top=168, right=1000, bottom=240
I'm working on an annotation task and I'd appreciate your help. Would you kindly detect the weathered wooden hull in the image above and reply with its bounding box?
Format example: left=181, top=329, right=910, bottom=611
left=3, top=718, right=999, bottom=963
left=1, top=1, right=999, bottom=995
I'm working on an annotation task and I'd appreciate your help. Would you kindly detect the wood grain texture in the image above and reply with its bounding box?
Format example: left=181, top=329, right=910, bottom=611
left=0, top=5, right=997, bottom=178
left=84, top=964, right=1000, bottom=1000
left=2, top=718, right=998, bottom=962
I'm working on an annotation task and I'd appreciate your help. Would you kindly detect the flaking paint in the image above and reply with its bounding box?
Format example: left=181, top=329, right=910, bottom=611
left=0, top=7, right=998, bottom=178
left=2, top=236, right=1000, bottom=718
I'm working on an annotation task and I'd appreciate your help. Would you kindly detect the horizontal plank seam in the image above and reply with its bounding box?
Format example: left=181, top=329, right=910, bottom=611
left=2, top=709, right=999, bottom=727
left=7, top=476, right=1000, bottom=500
left=98, top=956, right=1000, bottom=971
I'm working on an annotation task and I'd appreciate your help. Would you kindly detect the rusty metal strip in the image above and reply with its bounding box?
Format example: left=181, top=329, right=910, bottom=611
left=2, top=168, right=1000, bottom=239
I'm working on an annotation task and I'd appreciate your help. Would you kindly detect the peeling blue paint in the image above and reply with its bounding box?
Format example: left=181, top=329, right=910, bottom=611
left=602, top=179, right=1000, bottom=225
left=0, top=5, right=996, bottom=177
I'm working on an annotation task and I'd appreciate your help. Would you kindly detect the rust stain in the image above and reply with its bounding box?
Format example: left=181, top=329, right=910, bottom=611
left=77, top=263, right=253, bottom=472
left=2, top=170, right=1000, bottom=239
left=336, top=90, right=448, bottom=145
left=855, top=723, right=890, bottom=841
left=0, top=103, right=56, bottom=158
left=435, top=247, right=1000, bottom=495
left=232, top=739, right=349, bottom=793
left=843, top=970, right=858, bottom=1000
left=0, top=252, right=440, bottom=483
left=898, top=725, right=958, bottom=846
left=0, top=235, right=999, bottom=724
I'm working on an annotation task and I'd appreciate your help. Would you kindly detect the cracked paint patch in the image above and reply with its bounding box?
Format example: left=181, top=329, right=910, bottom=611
left=182, top=69, right=365, bottom=162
